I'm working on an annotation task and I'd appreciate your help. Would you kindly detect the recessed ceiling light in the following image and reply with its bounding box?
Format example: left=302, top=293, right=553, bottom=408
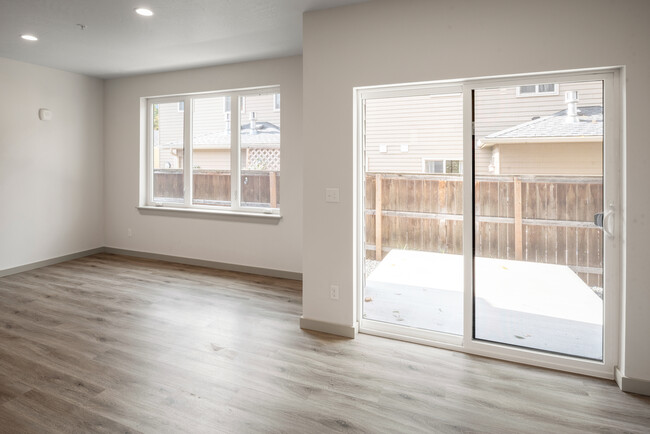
left=20, top=34, right=38, bottom=41
left=135, top=8, right=154, bottom=16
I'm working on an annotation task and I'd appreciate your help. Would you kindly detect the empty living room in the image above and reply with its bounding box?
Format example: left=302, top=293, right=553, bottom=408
left=1, top=0, right=649, bottom=432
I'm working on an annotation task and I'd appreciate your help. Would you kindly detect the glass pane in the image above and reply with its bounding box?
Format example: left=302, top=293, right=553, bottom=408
left=239, top=93, right=281, bottom=209
left=519, top=85, right=536, bottom=94
left=446, top=160, right=461, bottom=174
left=538, top=83, right=556, bottom=93
left=152, top=102, right=184, bottom=203
left=363, top=92, right=464, bottom=335
left=192, top=97, right=231, bottom=207
left=474, top=80, right=604, bottom=359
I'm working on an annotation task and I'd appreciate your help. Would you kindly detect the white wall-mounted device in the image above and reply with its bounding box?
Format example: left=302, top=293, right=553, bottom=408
left=38, top=108, right=52, bottom=121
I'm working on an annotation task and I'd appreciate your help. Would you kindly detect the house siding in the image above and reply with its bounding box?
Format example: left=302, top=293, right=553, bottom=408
left=155, top=92, right=280, bottom=170
left=364, top=80, right=602, bottom=175
left=497, top=141, right=603, bottom=176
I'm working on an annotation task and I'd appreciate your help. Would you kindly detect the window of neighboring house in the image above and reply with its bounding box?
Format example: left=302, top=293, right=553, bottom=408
left=146, top=86, right=281, bottom=216
left=516, top=83, right=558, bottom=97
left=224, top=96, right=246, bottom=113
left=424, top=159, right=463, bottom=174
left=274, top=93, right=281, bottom=111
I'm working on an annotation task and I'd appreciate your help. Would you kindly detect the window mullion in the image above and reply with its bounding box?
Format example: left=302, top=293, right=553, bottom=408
left=462, top=85, right=474, bottom=346
left=183, top=96, right=192, bottom=207
left=147, top=102, right=154, bottom=205
left=231, top=95, right=241, bottom=210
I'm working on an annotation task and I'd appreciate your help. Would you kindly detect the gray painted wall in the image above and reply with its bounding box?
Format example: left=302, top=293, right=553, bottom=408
left=0, top=58, right=104, bottom=270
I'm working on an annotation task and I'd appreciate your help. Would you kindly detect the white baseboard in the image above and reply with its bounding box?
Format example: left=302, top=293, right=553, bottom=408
left=615, top=367, right=650, bottom=396
left=104, top=247, right=302, bottom=281
left=1, top=247, right=302, bottom=282
left=300, top=316, right=358, bottom=338
left=0, top=248, right=105, bottom=277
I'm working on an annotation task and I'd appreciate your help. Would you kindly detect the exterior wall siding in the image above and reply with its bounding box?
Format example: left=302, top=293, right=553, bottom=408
left=365, top=81, right=602, bottom=175
left=155, top=92, right=280, bottom=170
left=497, top=142, right=603, bottom=176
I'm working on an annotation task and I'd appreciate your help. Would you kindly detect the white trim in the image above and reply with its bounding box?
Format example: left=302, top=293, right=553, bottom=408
left=354, top=67, right=623, bottom=380
left=104, top=247, right=298, bottom=280
left=0, top=247, right=300, bottom=282
left=300, top=317, right=358, bottom=338
left=137, top=205, right=280, bottom=218
left=360, top=319, right=463, bottom=347
left=479, top=136, right=603, bottom=147
left=603, top=71, right=622, bottom=378
left=615, top=367, right=650, bottom=396
left=0, top=248, right=105, bottom=278
left=462, top=85, right=474, bottom=349
left=183, top=95, right=191, bottom=207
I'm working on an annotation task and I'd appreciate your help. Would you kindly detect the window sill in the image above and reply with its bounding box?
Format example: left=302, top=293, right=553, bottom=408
left=137, top=206, right=282, bottom=220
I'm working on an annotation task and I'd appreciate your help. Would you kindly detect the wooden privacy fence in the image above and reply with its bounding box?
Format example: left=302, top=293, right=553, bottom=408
left=366, top=173, right=604, bottom=287
left=154, top=170, right=279, bottom=207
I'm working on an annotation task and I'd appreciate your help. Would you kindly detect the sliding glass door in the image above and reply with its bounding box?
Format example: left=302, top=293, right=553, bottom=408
left=473, top=80, right=605, bottom=360
left=357, top=70, right=619, bottom=376
left=361, top=87, right=464, bottom=339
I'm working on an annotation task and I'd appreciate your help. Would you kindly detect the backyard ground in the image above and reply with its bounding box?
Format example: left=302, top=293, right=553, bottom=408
left=364, top=249, right=603, bottom=360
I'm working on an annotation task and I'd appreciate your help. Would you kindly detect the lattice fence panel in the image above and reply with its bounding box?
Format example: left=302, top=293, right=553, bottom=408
left=247, top=148, right=280, bottom=171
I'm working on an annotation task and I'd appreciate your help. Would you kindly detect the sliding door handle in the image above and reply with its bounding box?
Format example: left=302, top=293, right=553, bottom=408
left=603, top=203, right=615, bottom=239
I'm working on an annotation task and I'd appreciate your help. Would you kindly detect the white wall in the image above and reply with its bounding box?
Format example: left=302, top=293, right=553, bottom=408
left=301, top=0, right=650, bottom=383
left=0, top=57, right=104, bottom=270
left=103, top=56, right=302, bottom=273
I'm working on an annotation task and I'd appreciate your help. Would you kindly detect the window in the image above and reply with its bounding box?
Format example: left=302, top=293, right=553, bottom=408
left=224, top=96, right=246, bottom=113
left=516, top=83, right=558, bottom=97
left=424, top=159, right=462, bottom=174
left=274, top=93, right=281, bottom=111
left=146, top=86, right=280, bottom=215
left=446, top=160, right=462, bottom=174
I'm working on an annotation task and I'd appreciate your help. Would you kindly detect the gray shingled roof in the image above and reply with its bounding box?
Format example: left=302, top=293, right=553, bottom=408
left=483, top=106, right=602, bottom=143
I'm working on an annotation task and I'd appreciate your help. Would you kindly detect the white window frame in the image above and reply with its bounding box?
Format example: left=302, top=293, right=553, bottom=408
left=355, top=67, right=622, bottom=380
left=142, top=86, right=281, bottom=218
left=516, top=83, right=559, bottom=97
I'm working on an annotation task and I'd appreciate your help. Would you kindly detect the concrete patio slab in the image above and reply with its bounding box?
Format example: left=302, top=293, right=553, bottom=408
left=364, top=249, right=603, bottom=359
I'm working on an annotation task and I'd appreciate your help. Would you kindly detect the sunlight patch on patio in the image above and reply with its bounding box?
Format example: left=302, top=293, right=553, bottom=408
left=364, top=249, right=603, bottom=359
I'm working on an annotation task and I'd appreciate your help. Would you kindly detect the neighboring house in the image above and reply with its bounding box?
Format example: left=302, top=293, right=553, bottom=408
left=365, top=81, right=602, bottom=175
left=478, top=104, right=602, bottom=176
left=154, top=93, right=281, bottom=172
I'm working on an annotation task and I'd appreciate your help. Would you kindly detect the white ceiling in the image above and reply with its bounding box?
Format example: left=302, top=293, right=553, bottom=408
left=0, top=0, right=367, bottom=78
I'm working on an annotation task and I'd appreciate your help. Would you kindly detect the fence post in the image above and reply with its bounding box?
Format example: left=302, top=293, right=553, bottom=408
left=514, top=176, right=523, bottom=260
left=269, top=172, right=277, bottom=208
left=375, top=174, right=383, bottom=261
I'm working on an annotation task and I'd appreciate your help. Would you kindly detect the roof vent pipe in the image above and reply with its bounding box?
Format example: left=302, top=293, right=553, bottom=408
left=565, top=91, right=579, bottom=123
left=249, top=112, right=257, bottom=134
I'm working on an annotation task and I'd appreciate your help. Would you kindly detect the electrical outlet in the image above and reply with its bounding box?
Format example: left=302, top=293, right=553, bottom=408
left=330, top=284, right=339, bottom=300
left=127, top=228, right=133, bottom=237
left=325, top=188, right=340, bottom=203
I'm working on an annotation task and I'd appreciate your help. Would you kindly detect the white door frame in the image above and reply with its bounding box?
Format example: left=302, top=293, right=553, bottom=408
left=355, top=67, right=622, bottom=379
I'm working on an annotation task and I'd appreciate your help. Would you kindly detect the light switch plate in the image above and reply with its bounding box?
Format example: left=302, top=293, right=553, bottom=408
left=325, top=188, right=340, bottom=203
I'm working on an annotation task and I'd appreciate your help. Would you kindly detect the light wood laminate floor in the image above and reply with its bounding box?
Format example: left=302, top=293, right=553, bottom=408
left=0, top=253, right=648, bottom=433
